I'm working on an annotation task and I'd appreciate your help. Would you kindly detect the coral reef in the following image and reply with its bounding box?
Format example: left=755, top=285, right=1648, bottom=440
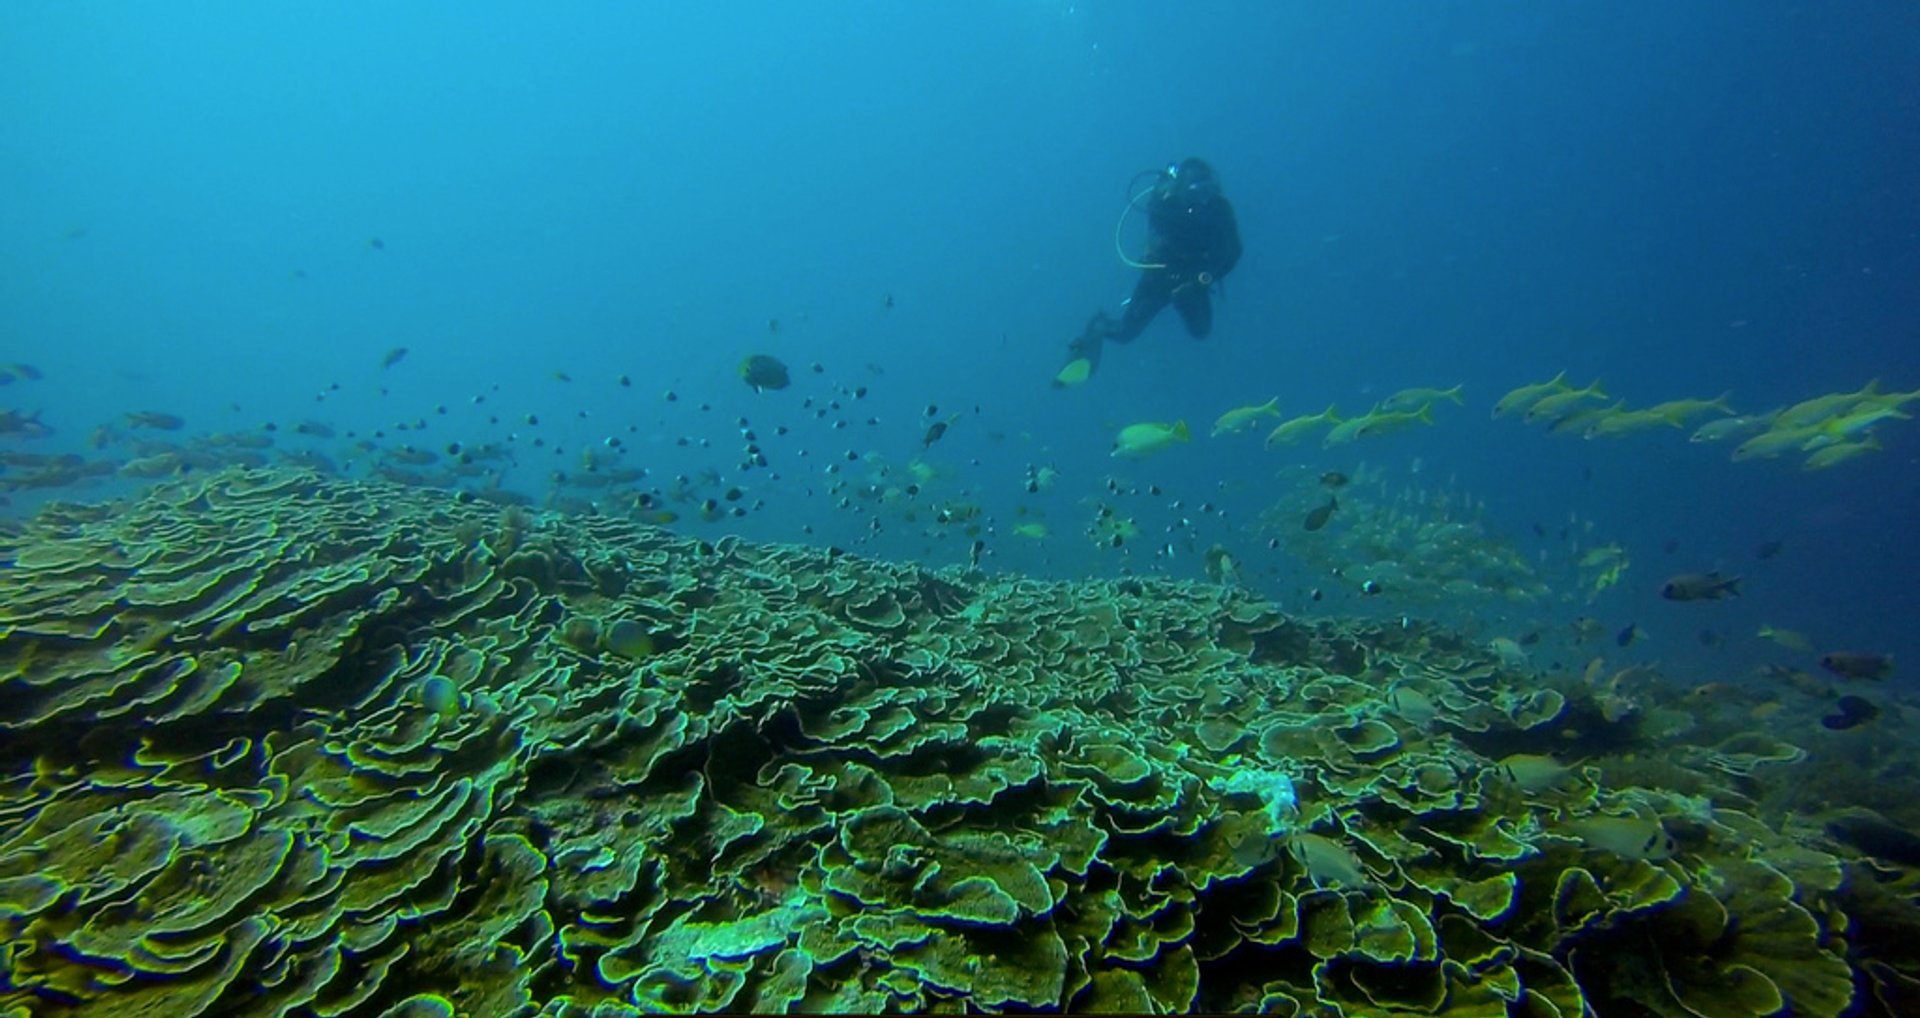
left=0, top=468, right=1888, bottom=1014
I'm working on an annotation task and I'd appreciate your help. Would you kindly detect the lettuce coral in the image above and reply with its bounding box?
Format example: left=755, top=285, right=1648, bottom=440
left=0, top=468, right=1878, bottom=1016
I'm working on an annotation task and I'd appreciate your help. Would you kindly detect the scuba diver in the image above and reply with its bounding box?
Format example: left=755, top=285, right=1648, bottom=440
left=1055, top=157, right=1242, bottom=387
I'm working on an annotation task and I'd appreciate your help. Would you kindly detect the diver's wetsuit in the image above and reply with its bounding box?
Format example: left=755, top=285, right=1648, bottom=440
left=1069, top=177, right=1242, bottom=373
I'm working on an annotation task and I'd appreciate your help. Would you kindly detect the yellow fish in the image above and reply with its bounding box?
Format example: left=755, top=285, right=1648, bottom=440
left=1689, top=414, right=1771, bottom=444
left=1112, top=420, right=1191, bottom=458
left=1756, top=625, right=1812, bottom=652
left=1523, top=381, right=1609, bottom=425
left=1378, top=384, right=1464, bottom=414
left=1731, top=425, right=1823, bottom=461
left=1012, top=522, right=1049, bottom=539
left=1583, top=407, right=1684, bottom=439
left=1323, top=404, right=1434, bottom=447
left=1801, top=436, right=1881, bottom=470
left=1264, top=405, right=1340, bottom=449
left=1773, top=380, right=1881, bottom=431
left=1492, top=371, right=1570, bottom=418
left=1806, top=404, right=1909, bottom=448
left=1210, top=397, right=1281, bottom=437
left=1644, top=392, right=1734, bottom=426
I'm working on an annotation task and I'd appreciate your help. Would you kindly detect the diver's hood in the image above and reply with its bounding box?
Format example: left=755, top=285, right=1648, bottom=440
left=1158, top=158, right=1221, bottom=209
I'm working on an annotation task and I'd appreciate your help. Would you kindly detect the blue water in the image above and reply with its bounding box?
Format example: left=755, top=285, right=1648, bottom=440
left=3, top=3, right=1917, bottom=685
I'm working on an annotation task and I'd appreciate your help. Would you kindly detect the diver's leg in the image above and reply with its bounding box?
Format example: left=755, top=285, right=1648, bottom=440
left=1108, top=272, right=1175, bottom=345
left=1172, top=284, right=1213, bottom=339
left=1055, top=272, right=1175, bottom=387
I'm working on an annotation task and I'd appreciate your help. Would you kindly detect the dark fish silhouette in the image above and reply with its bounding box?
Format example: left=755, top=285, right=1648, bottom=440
left=1820, top=695, right=1879, bottom=731
left=1303, top=496, right=1338, bottom=532
left=1826, top=812, right=1920, bottom=867
left=125, top=411, right=185, bottom=431
left=739, top=355, right=791, bottom=392
left=381, top=347, right=408, bottom=369
left=1820, top=652, right=1894, bottom=682
left=1660, top=572, right=1741, bottom=601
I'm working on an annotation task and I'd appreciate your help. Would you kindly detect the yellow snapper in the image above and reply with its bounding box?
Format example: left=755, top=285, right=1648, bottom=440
left=1773, top=381, right=1881, bottom=431
left=1492, top=371, right=1570, bottom=418
left=1378, top=384, right=1464, bottom=414
left=1210, top=397, right=1282, bottom=437
left=1263, top=405, right=1340, bottom=449
left=1583, top=406, right=1685, bottom=439
left=1643, top=392, right=1734, bottom=426
left=1690, top=414, right=1772, bottom=443
left=1802, top=436, right=1882, bottom=470
left=1323, top=404, right=1434, bottom=447
left=1731, top=425, right=1824, bottom=461
left=1112, top=419, right=1191, bottom=457
left=1805, top=404, right=1909, bottom=448
left=1523, top=381, right=1609, bottom=425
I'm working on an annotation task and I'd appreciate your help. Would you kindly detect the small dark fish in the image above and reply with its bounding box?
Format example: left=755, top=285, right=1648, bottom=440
left=768, top=318, right=780, bottom=334
left=1821, top=695, right=1879, bottom=731
left=294, top=420, right=336, bottom=438
left=1826, top=812, right=1920, bottom=867
left=1660, top=572, right=1741, bottom=601
left=1820, top=652, right=1894, bottom=682
left=922, top=420, right=950, bottom=449
left=1359, top=579, right=1383, bottom=596
left=0, top=410, right=51, bottom=439
left=125, top=411, right=185, bottom=431
left=1754, top=539, right=1784, bottom=560
left=1616, top=623, right=1643, bottom=648
left=883, top=293, right=894, bottom=309
left=1517, top=631, right=1541, bottom=646
left=11, top=363, right=42, bottom=381
left=1303, top=496, right=1338, bottom=532
left=552, top=371, right=573, bottom=383
left=368, top=237, right=385, bottom=250
left=380, top=346, right=408, bottom=369
left=1662, top=538, right=1680, bottom=555
left=739, top=355, right=791, bottom=392
left=1319, top=471, right=1349, bottom=488
left=1697, top=628, right=1721, bottom=648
